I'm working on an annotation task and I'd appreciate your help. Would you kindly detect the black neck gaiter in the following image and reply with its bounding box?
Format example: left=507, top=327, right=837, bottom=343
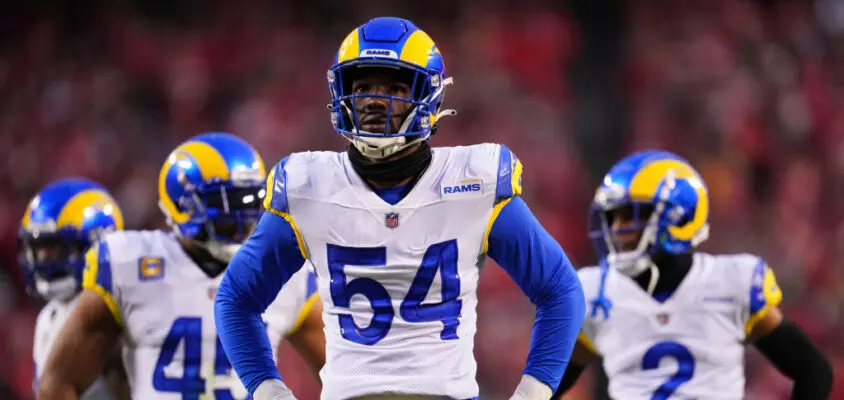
left=347, top=141, right=433, bottom=186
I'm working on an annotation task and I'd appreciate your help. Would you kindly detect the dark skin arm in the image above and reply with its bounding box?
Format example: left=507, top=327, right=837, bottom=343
left=552, top=338, right=598, bottom=399
left=37, top=290, right=122, bottom=400
left=102, top=340, right=131, bottom=400
left=282, top=296, right=326, bottom=380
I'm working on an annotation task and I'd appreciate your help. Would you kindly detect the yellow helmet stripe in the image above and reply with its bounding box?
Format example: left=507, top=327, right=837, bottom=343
left=157, top=141, right=230, bottom=224
left=56, top=189, right=124, bottom=231
left=399, top=30, right=437, bottom=68
left=336, top=28, right=361, bottom=63
left=628, top=159, right=709, bottom=241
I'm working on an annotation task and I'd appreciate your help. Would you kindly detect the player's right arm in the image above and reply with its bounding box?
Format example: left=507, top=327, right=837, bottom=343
left=215, top=158, right=309, bottom=399
left=36, top=242, right=123, bottom=400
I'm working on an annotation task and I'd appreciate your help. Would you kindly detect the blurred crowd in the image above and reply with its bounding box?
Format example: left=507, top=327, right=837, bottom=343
left=0, top=0, right=842, bottom=399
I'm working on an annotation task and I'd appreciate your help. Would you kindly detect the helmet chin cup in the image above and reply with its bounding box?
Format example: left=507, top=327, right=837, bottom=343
left=35, top=275, right=78, bottom=302
left=201, top=240, right=241, bottom=263
left=606, top=251, right=652, bottom=277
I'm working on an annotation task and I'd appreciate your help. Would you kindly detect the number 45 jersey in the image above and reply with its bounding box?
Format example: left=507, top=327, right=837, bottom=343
left=82, top=230, right=318, bottom=400
left=266, top=143, right=522, bottom=399
left=577, top=252, right=783, bottom=400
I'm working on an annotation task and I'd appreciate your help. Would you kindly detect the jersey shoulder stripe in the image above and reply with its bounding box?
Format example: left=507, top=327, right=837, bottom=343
left=264, top=156, right=309, bottom=260
left=479, top=143, right=524, bottom=253
left=494, top=143, right=524, bottom=202
left=82, top=240, right=122, bottom=325
left=265, top=156, right=290, bottom=214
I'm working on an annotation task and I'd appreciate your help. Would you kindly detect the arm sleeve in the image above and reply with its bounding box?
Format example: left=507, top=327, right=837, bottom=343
left=487, top=196, right=586, bottom=392
left=753, top=319, right=833, bottom=400
left=214, top=209, right=308, bottom=394
left=81, top=240, right=124, bottom=326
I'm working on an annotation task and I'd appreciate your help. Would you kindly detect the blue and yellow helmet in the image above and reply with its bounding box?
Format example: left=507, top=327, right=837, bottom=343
left=18, top=178, right=123, bottom=301
left=327, top=17, right=456, bottom=158
left=586, top=150, right=710, bottom=318
left=588, top=150, right=710, bottom=265
left=158, top=132, right=266, bottom=262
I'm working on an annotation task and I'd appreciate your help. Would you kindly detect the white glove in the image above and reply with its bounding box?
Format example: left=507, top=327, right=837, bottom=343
left=508, top=374, right=553, bottom=400
left=253, top=379, right=298, bottom=400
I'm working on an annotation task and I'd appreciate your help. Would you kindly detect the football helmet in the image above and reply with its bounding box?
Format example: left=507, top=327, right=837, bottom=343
left=158, top=132, right=266, bottom=263
left=327, top=16, right=456, bottom=159
left=18, top=178, right=124, bottom=301
left=587, top=150, right=710, bottom=317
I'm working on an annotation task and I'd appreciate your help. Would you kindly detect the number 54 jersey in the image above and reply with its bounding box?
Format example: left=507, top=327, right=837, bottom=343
left=266, top=143, right=523, bottom=399
left=577, top=253, right=783, bottom=400
left=82, top=230, right=318, bottom=400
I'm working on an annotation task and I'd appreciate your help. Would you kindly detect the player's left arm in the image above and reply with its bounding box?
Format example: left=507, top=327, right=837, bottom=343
left=745, top=260, right=832, bottom=400
left=283, top=292, right=326, bottom=380
left=484, top=147, right=586, bottom=400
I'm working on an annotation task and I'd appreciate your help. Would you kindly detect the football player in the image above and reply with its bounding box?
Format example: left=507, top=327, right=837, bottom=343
left=21, top=178, right=129, bottom=399
left=215, top=17, right=586, bottom=400
left=552, top=150, right=833, bottom=400
left=36, top=133, right=325, bottom=399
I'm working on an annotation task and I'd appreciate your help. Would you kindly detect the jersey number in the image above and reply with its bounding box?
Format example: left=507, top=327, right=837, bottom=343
left=152, top=317, right=236, bottom=400
left=642, top=341, right=696, bottom=400
left=328, top=239, right=462, bottom=345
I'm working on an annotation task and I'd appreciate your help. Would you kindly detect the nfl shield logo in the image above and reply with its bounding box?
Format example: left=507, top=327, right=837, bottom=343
left=657, top=313, right=670, bottom=325
left=385, top=212, right=400, bottom=229
left=208, top=286, right=217, bottom=300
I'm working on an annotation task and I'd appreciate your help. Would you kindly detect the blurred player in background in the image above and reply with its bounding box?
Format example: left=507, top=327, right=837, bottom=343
left=20, top=178, right=129, bottom=399
left=36, top=133, right=325, bottom=399
left=552, top=150, right=833, bottom=400
left=215, top=16, right=585, bottom=400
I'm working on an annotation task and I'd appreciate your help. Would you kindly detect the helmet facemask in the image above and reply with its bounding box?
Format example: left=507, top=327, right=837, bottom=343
left=328, top=60, right=455, bottom=160
left=163, top=180, right=265, bottom=264
left=588, top=172, right=682, bottom=294
left=17, top=230, right=88, bottom=302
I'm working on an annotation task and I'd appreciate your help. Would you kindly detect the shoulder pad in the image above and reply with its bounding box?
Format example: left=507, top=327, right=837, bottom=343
left=264, top=151, right=346, bottom=213
left=711, top=253, right=783, bottom=334
left=100, top=230, right=173, bottom=284
left=493, top=144, right=523, bottom=202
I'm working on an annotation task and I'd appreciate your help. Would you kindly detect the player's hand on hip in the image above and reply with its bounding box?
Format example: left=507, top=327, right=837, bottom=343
left=508, top=374, right=553, bottom=400
left=253, top=379, right=298, bottom=400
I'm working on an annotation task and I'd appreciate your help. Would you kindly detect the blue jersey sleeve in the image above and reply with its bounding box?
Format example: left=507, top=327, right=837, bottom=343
left=487, top=196, right=585, bottom=392
left=214, top=210, right=307, bottom=393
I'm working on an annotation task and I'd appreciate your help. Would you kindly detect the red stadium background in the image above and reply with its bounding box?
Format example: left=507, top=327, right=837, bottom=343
left=1, top=0, right=843, bottom=398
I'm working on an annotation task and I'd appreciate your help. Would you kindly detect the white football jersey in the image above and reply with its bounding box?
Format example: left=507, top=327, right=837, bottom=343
left=264, top=143, right=523, bottom=400
left=33, top=297, right=115, bottom=399
left=577, top=252, right=783, bottom=400
left=81, top=230, right=317, bottom=400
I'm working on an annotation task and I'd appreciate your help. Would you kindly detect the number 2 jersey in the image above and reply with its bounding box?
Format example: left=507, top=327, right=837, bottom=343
left=577, top=252, right=783, bottom=400
left=265, top=143, right=524, bottom=399
left=82, top=230, right=318, bottom=399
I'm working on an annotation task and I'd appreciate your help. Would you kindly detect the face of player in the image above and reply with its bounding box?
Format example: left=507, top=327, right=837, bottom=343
left=351, top=68, right=413, bottom=134
left=609, top=204, right=652, bottom=252
left=31, top=239, right=80, bottom=275
left=211, top=220, right=254, bottom=243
